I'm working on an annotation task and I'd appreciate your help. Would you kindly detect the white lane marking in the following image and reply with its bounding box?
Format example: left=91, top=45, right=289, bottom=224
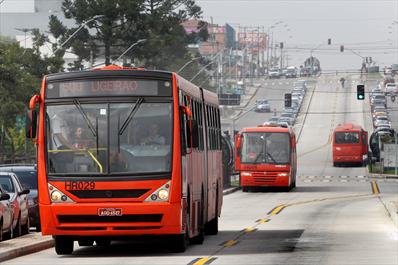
left=340, top=179, right=348, bottom=183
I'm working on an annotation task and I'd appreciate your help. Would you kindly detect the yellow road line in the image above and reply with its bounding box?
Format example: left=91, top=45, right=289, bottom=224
left=223, top=240, right=238, bottom=247
left=371, top=180, right=380, bottom=194
left=244, top=227, right=256, bottom=233
left=256, top=218, right=270, bottom=224
left=192, top=257, right=215, bottom=265
left=268, top=205, right=286, bottom=216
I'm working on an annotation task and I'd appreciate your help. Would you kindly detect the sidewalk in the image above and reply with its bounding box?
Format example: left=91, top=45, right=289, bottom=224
left=0, top=186, right=240, bottom=263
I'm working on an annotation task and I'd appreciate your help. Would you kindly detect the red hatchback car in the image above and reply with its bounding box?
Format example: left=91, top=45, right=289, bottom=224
left=0, top=187, right=12, bottom=241
left=0, top=173, right=30, bottom=238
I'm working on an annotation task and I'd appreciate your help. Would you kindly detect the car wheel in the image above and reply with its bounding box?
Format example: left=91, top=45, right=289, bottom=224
left=0, top=220, right=3, bottom=242
left=13, top=215, right=22, bottom=238
left=21, top=217, right=30, bottom=235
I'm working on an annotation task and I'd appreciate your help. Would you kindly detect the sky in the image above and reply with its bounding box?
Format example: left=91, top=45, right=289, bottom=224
left=197, top=0, right=398, bottom=71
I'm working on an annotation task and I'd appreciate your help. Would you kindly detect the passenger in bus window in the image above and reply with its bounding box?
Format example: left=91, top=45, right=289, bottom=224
left=141, top=124, right=165, bottom=145
left=51, top=112, right=74, bottom=150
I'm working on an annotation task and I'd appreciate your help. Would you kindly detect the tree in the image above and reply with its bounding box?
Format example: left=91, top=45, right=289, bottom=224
left=47, top=0, right=206, bottom=70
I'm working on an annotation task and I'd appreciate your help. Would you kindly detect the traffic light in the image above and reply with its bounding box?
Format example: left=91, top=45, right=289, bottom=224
left=328, top=38, right=331, bottom=45
left=340, top=45, right=344, bottom=52
left=284, top=93, right=292, bottom=107
left=357, top=85, right=365, bottom=100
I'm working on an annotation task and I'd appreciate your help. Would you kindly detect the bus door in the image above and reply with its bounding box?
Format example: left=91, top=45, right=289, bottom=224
left=362, top=131, right=368, bottom=155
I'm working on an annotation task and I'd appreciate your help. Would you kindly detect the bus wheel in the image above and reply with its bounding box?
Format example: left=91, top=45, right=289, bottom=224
left=170, top=233, right=188, bottom=253
left=333, top=162, right=338, bottom=167
left=242, top=187, right=249, bottom=192
left=78, top=239, right=94, bottom=247
left=205, top=190, right=219, bottom=235
left=95, top=238, right=111, bottom=247
left=55, top=236, right=74, bottom=255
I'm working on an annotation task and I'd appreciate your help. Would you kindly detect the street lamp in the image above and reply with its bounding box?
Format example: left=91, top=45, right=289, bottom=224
left=113, top=39, right=147, bottom=64
left=177, top=56, right=202, bottom=74
left=52, top=14, right=104, bottom=55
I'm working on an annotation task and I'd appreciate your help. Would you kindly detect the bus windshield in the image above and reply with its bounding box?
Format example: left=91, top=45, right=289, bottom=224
left=335, top=132, right=360, bottom=144
left=46, top=101, right=172, bottom=175
left=241, top=132, right=290, bottom=164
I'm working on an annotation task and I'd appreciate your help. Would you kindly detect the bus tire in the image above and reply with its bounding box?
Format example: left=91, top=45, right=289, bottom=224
left=0, top=220, right=3, bottom=242
left=55, top=236, right=74, bottom=255
left=242, top=187, right=249, bottom=192
left=333, top=162, right=338, bottom=167
left=170, top=233, right=188, bottom=253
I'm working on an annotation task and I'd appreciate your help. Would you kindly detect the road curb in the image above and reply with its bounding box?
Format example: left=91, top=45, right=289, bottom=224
left=0, top=236, right=54, bottom=263
left=369, top=174, right=398, bottom=179
left=223, top=186, right=240, bottom=195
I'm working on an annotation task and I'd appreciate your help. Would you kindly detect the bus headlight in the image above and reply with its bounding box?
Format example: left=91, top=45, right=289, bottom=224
left=241, top=172, right=252, bottom=177
left=48, top=184, right=74, bottom=203
left=277, top=173, right=289, bottom=177
left=158, top=189, right=169, bottom=200
left=144, top=181, right=171, bottom=202
left=51, top=191, right=62, bottom=201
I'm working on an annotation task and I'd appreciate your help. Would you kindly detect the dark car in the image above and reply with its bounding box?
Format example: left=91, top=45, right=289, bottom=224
left=0, top=165, right=39, bottom=231
left=0, top=173, right=30, bottom=237
left=0, top=187, right=12, bottom=241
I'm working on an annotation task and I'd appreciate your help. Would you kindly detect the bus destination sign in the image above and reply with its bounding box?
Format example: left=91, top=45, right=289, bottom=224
left=46, top=79, right=172, bottom=98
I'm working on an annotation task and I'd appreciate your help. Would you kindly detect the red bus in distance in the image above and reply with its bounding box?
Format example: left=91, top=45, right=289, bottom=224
left=26, top=65, right=223, bottom=254
left=332, top=123, right=368, bottom=166
left=234, top=124, right=297, bottom=191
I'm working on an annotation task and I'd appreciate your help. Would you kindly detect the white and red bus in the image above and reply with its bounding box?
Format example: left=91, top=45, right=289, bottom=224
left=234, top=124, right=297, bottom=191
left=26, top=65, right=223, bottom=254
left=332, top=123, right=368, bottom=166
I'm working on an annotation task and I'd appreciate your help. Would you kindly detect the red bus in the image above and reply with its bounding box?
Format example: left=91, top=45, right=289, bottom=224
left=332, top=123, right=368, bottom=166
left=234, top=124, right=297, bottom=191
left=26, top=65, right=223, bottom=254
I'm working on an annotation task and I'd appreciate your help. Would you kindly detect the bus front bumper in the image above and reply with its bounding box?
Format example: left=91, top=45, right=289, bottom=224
left=40, top=202, right=182, bottom=236
left=240, top=172, right=291, bottom=187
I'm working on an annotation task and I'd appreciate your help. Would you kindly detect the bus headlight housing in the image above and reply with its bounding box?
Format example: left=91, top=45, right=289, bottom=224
left=277, top=173, right=289, bottom=177
left=241, top=172, right=252, bottom=177
left=48, top=184, right=74, bottom=203
left=144, top=181, right=171, bottom=202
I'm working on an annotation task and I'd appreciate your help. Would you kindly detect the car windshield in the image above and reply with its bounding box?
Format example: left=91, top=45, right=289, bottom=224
left=46, top=102, right=172, bottom=175
left=0, top=175, right=14, bottom=193
left=241, top=132, right=290, bottom=164
left=13, top=170, right=37, bottom=189
left=335, top=132, right=360, bottom=144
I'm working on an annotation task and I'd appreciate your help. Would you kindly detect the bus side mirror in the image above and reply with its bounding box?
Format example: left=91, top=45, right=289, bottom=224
left=235, top=133, right=242, bottom=156
left=25, top=109, right=38, bottom=139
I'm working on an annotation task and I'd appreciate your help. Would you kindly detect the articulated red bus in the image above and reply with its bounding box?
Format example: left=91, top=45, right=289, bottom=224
left=234, top=124, right=297, bottom=191
left=332, top=123, right=368, bottom=166
left=26, top=65, right=223, bottom=254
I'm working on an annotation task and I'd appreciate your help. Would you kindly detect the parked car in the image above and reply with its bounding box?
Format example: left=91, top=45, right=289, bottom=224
left=285, top=66, right=297, bottom=78
left=294, top=80, right=307, bottom=90
left=0, top=173, right=30, bottom=237
left=374, top=119, right=391, bottom=129
left=0, top=187, right=12, bottom=241
left=267, top=116, right=279, bottom=123
left=0, top=165, right=39, bottom=231
left=385, top=83, right=397, bottom=95
left=372, top=104, right=387, bottom=113
left=279, top=113, right=295, bottom=125
left=268, top=68, right=281, bottom=79
left=373, top=116, right=391, bottom=128
left=371, top=96, right=387, bottom=107
left=254, top=99, right=271, bottom=112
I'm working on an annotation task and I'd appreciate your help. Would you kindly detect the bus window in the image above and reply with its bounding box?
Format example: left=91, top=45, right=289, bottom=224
left=335, top=132, right=360, bottom=144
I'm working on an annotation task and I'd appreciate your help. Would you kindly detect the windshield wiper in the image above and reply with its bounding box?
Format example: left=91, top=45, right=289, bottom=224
left=253, top=151, right=264, bottom=163
left=73, top=99, right=97, bottom=137
left=118, top=98, right=144, bottom=136
left=266, top=152, right=277, bottom=163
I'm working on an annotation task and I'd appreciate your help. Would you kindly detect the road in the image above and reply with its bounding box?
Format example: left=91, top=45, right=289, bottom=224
left=4, top=75, right=398, bottom=265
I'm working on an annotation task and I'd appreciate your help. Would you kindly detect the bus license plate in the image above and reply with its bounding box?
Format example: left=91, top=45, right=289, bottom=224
left=98, top=208, right=122, bottom=216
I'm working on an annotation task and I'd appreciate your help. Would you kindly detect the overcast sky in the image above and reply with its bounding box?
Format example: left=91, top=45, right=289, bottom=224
left=197, top=0, right=398, bottom=70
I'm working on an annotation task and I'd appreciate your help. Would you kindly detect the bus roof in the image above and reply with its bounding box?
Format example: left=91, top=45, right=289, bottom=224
left=241, top=125, right=292, bottom=134
left=46, top=66, right=173, bottom=82
left=334, top=123, right=364, bottom=132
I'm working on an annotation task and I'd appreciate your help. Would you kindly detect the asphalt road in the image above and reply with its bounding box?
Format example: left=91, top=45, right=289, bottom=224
left=4, top=75, right=398, bottom=265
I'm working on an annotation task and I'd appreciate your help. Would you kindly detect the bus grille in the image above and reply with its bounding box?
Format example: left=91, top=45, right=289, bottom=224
left=57, top=214, right=163, bottom=223
left=253, top=176, right=277, bottom=183
left=67, top=189, right=150, bottom=199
